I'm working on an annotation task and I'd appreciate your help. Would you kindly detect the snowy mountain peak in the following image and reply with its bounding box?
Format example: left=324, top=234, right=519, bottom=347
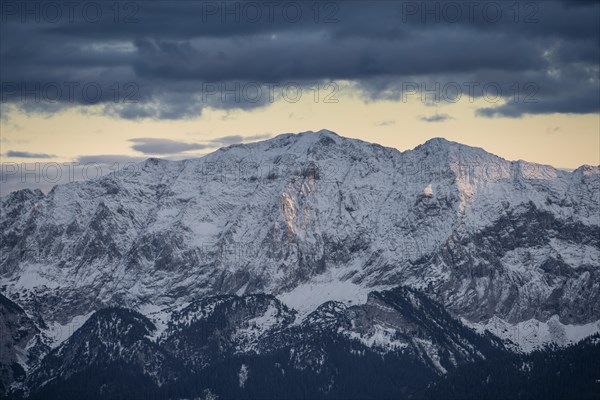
left=411, top=137, right=504, bottom=166
left=1, top=131, right=598, bottom=350
left=573, top=164, right=600, bottom=176
left=297, top=129, right=341, bottom=139
left=418, top=136, right=455, bottom=149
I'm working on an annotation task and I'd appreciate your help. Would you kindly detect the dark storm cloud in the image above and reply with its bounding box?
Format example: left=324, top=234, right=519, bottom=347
left=5, top=151, right=55, bottom=158
left=477, top=89, right=600, bottom=118
left=0, top=0, right=598, bottom=118
left=129, top=138, right=211, bottom=155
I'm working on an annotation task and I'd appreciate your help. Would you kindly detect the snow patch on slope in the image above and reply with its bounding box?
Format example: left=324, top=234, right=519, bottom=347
left=463, top=315, right=600, bottom=353
left=46, top=312, right=95, bottom=348
left=277, top=279, right=376, bottom=317
left=344, top=324, right=409, bottom=351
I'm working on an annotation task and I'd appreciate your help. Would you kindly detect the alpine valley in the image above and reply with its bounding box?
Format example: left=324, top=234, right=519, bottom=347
left=1, top=130, right=599, bottom=399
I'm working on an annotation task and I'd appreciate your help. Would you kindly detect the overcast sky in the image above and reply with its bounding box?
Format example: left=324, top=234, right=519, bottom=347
left=1, top=0, right=599, bottom=193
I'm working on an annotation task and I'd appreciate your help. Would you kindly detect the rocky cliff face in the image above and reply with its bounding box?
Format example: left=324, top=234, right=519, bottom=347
left=1, top=130, right=598, bottom=337
left=0, top=294, right=47, bottom=397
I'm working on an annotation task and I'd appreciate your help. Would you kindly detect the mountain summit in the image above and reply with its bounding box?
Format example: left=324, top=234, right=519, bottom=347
left=1, top=131, right=599, bottom=350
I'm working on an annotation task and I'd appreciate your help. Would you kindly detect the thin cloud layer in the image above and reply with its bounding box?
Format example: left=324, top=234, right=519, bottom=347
left=420, top=114, right=452, bottom=123
left=209, top=133, right=273, bottom=146
left=129, top=138, right=210, bottom=155
left=5, top=151, right=55, bottom=158
left=126, top=133, right=273, bottom=156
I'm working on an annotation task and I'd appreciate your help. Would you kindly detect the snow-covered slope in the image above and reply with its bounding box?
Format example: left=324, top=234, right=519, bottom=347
left=1, top=130, right=598, bottom=348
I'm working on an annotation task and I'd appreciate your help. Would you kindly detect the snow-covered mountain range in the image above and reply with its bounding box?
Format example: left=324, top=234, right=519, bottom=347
left=1, top=130, right=599, bottom=397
